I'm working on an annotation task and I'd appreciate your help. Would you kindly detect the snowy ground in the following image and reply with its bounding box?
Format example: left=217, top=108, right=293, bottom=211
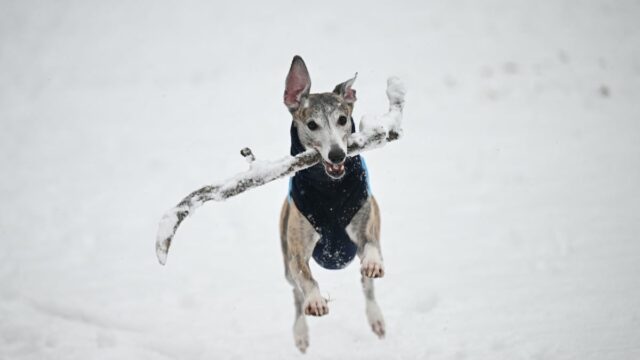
left=2, top=0, right=640, bottom=359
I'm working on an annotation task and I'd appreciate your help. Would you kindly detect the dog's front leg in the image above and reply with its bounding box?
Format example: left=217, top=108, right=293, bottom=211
left=288, top=254, right=328, bottom=317
left=286, top=203, right=329, bottom=317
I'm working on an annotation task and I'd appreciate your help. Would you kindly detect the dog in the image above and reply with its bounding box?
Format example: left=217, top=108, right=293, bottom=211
left=279, top=56, right=386, bottom=353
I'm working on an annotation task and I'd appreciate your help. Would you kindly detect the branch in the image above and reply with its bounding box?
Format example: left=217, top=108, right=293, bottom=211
left=156, top=77, right=406, bottom=265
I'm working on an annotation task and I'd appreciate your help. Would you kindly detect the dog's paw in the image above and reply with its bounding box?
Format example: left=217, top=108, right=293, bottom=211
left=293, top=316, right=309, bottom=353
left=303, top=293, right=329, bottom=317
left=370, top=318, right=385, bottom=338
left=366, top=301, right=386, bottom=339
left=361, top=251, right=385, bottom=278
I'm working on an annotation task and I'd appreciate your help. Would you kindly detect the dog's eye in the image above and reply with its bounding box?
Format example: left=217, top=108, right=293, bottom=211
left=338, top=116, right=348, bottom=126
left=307, top=121, right=319, bottom=131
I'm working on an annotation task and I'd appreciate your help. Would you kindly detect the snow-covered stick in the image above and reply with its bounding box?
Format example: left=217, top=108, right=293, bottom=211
left=156, top=77, right=406, bottom=265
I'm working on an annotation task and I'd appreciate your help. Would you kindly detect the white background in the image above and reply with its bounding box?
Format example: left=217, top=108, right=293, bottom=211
left=1, top=0, right=639, bottom=359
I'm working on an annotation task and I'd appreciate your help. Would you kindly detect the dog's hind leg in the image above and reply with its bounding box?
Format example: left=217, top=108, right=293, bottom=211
left=347, top=196, right=386, bottom=338
left=361, top=275, right=386, bottom=338
left=280, top=199, right=324, bottom=353
left=291, top=288, right=309, bottom=352
left=280, top=199, right=309, bottom=353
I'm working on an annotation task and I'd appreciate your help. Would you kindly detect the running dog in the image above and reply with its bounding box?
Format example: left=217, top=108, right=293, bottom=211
left=279, top=56, right=385, bottom=353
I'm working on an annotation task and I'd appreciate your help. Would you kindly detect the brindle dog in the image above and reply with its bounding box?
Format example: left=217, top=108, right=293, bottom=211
left=279, top=56, right=385, bottom=353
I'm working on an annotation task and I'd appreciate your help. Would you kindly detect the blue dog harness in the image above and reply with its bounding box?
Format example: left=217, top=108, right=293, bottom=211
left=288, top=122, right=370, bottom=270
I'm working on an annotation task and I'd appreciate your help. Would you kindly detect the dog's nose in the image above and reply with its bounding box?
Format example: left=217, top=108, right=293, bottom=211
left=328, top=146, right=346, bottom=164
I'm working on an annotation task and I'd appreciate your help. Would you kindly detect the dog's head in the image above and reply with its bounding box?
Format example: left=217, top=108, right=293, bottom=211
left=284, top=56, right=357, bottom=180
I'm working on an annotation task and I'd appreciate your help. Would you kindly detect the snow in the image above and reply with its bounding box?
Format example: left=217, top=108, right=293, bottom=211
left=2, top=0, right=640, bottom=359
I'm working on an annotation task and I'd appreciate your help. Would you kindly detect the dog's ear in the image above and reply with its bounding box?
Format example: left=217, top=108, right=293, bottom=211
left=333, top=73, right=357, bottom=103
left=284, top=55, right=311, bottom=112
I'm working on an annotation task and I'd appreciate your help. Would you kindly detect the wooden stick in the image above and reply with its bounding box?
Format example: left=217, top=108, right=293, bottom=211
left=156, top=77, right=406, bottom=265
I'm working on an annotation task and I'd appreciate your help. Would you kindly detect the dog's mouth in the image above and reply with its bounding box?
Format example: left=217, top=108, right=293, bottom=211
left=323, top=161, right=346, bottom=179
